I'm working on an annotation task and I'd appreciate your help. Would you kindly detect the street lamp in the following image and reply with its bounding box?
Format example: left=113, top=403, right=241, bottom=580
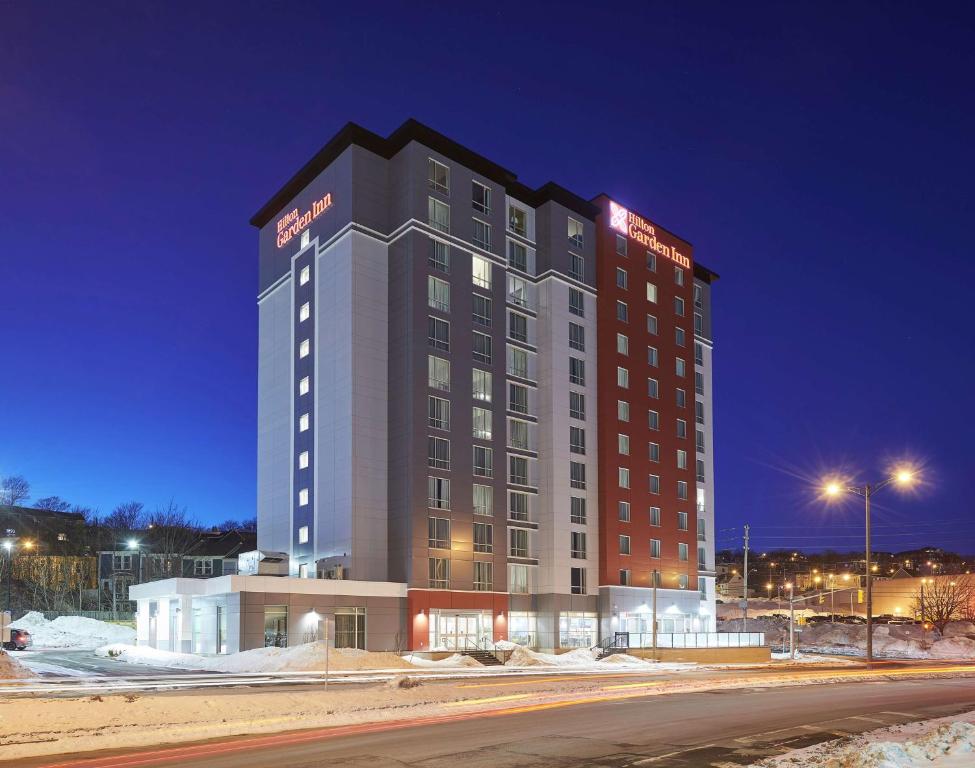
left=823, top=467, right=917, bottom=662
left=2, top=541, right=14, bottom=613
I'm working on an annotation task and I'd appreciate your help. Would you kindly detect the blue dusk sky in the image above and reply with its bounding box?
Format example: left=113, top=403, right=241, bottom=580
left=1, top=2, right=972, bottom=552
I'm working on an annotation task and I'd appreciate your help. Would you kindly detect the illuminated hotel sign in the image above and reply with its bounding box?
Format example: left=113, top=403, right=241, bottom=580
left=275, top=192, right=334, bottom=248
left=609, top=200, right=690, bottom=269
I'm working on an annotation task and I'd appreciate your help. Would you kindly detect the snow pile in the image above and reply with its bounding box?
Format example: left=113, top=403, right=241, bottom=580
left=0, top=652, right=35, bottom=679
left=800, top=623, right=975, bottom=660
left=500, top=644, right=598, bottom=667
left=943, top=622, right=975, bottom=638
left=404, top=653, right=482, bottom=668
left=11, top=613, right=135, bottom=648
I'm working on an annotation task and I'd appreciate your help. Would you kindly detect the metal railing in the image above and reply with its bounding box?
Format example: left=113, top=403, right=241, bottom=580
left=613, top=632, right=765, bottom=649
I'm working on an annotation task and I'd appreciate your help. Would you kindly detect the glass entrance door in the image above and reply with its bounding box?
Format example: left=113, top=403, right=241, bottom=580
left=431, top=611, right=491, bottom=650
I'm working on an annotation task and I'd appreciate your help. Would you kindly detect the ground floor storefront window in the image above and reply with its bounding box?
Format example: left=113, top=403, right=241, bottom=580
left=335, top=608, right=366, bottom=649
left=264, top=605, right=288, bottom=647
left=508, top=611, right=537, bottom=647
left=559, top=611, right=597, bottom=648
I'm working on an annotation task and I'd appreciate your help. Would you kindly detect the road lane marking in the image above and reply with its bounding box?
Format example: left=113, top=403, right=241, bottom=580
left=444, top=694, right=532, bottom=706
left=848, top=715, right=889, bottom=724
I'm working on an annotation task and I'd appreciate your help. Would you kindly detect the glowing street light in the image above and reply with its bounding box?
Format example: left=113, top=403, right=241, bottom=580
left=127, top=538, right=140, bottom=550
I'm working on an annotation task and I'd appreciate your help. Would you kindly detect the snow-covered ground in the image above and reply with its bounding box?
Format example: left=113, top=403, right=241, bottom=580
left=11, top=612, right=135, bottom=648
left=753, top=710, right=975, bottom=767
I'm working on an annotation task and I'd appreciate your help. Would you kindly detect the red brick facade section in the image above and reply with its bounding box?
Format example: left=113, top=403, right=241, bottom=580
left=407, top=590, right=509, bottom=650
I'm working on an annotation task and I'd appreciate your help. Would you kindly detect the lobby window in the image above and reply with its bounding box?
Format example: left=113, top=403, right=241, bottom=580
left=508, top=240, right=528, bottom=271
left=428, top=436, right=450, bottom=470
left=618, top=467, right=630, bottom=489
left=570, top=567, right=586, bottom=595
left=299, top=376, right=310, bottom=396
left=510, top=528, right=529, bottom=558
left=298, top=526, right=309, bottom=544
left=676, top=327, right=686, bottom=347
left=510, top=491, right=530, bottom=521
left=429, top=239, right=450, bottom=273
left=428, top=396, right=450, bottom=430
left=677, top=449, right=688, bottom=470
left=616, top=267, right=628, bottom=289
left=472, top=294, right=492, bottom=326
left=299, top=339, right=310, bottom=359
left=616, top=300, right=628, bottom=322
left=569, top=287, right=585, bottom=317
left=473, top=331, right=492, bottom=364
left=472, top=180, right=491, bottom=214
left=473, top=561, right=493, bottom=591
left=473, top=522, right=493, bottom=553
left=427, top=476, right=451, bottom=510
left=646, top=251, right=656, bottom=272
left=647, top=314, right=658, bottom=335
left=678, top=511, right=688, bottom=531
left=569, top=357, right=585, bottom=385
left=299, top=265, right=310, bottom=286
left=472, top=406, right=492, bottom=440
left=299, top=302, right=310, bottom=322
left=617, top=333, right=629, bottom=355
left=650, top=538, right=661, bottom=558
left=678, top=542, right=689, bottom=562
left=472, top=255, right=492, bottom=289
left=298, top=450, right=309, bottom=470
left=569, top=322, right=585, bottom=351
left=570, top=531, right=587, bottom=559
left=509, top=312, right=528, bottom=343
left=675, top=266, right=684, bottom=286
left=509, top=383, right=528, bottom=414
left=677, top=480, right=689, bottom=500
left=508, top=203, right=527, bottom=236
left=509, top=455, right=529, bottom=485
left=473, top=446, right=494, bottom=477
left=620, top=569, right=631, bottom=586
left=472, top=368, right=491, bottom=403
left=617, top=400, right=630, bottom=422
left=675, top=296, right=685, bottom=316
left=649, top=474, right=660, bottom=494
left=569, top=461, right=586, bottom=489
left=569, top=425, right=586, bottom=454
left=617, top=366, right=629, bottom=389
left=618, top=433, right=630, bottom=455
left=618, top=501, right=631, bottom=522
left=428, top=157, right=449, bottom=194
left=429, top=557, right=449, bottom=589
left=428, top=355, right=450, bottom=392
left=646, top=282, right=657, bottom=303
left=676, top=358, right=686, bottom=377
left=567, top=217, right=584, bottom=249
left=647, top=346, right=658, bottom=367
left=473, top=484, right=493, bottom=516
left=650, top=507, right=661, bottom=526
left=570, top=496, right=586, bottom=525
left=648, top=377, right=659, bottom=399
left=428, top=517, right=450, bottom=549
left=428, top=316, right=450, bottom=351
left=649, top=442, right=660, bottom=462
left=648, top=410, right=659, bottom=431
left=616, top=235, right=627, bottom=257
left=428, top=197, right=450, bottom=233
left=299, top=413, right=309, bottom=432
left=677, top=418, right=687, bottom=438
left=568, top=252, right=584, bottom=281
left=569, top=391, right=585, bottom=420
left=298, top=488, right=309, bottom=506
left=619, top=535, right=631, bottom=555
left=428, top=276, right=450, bottom=312
left=472, top=218, right=492, bottom=250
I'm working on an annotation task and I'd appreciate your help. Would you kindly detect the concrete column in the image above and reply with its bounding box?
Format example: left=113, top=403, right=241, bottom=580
left=178, top=595, right=193, bottom=653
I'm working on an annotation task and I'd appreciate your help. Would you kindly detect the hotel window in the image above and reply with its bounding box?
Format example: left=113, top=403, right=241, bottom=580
left=618, top=433, right=630, bottom=455
left=299, top=413, right=309, bottom=432
left=508, top=203, right=527, bottom=236
left=472, top=255, right=492, bottom=289
left=472, top=406, right=492, bottom=440
left=508, top=346, right=528, bottom=378
left=569, top=322, right=585, bottom=351
left=647, top=282, right=657, bottom=303
left=473, top=522, right=493, bottom=553
left=428, top=158, right=449, bottom=194
left=679, top=573, right=689, bottom=590
left=648, top=377, right=659, bottom=399
left=509, top=383, right=528, bottom=414
left=569, top=426, right=586, bottom=454
left=508, top=274, right=530, bottom=308
left=617, top=400, right=630, bottom=422
left=677, top=449, right=688, bottom=470
left=617, top=333, right=628, bottom=355
left=428, top=517, right=450, bottom=549
left=473, top=446, right=494, bottom=477
left=510, top=491, right=530, bottom=521
left=647, top=314, right=658, bottom=335
left=570, top=496, right=586, bottom=525
left=299, top=339, right=310, bottom=358
left=696, top=429, right=705, bottom=452
left=299, top=376, right=310, bottom=396
left=570, top=567, right=586, bottom=595
left=647, top=346, right=658, bottom=367
left=472, top=294, right=492, bottom=326
left=509, top=455, right=528, bottom=485
left=508, top=418, right=529, bottom=450
left=508, top=240, right=528, bottom=272
left=675, top=266, right=684, bottom=286
left=298, top=450, right=309, bottom=469
left=699, top=575, right=707, bottom=598
left=649, top=442, right=660, bottom=462
left=648, top=410, right=659, bottom=431
left=569, top=461, right=586, bottom=489
left=299, top=265, right=310, bottom=286
left=298, top=525, right=309, bottom=544
left=473, top=561, right=493, bottom=591
left=677, top=480, right=689, bottom=500
left=618, top=501, right=630, bottom=522
left=620, top=569, right=631, bottom=586
left=697, top=459, right=706, bottom=482
left=428, top=437, right=450, bottom=469
left=616, top=235, right=627, bottom=257
left=298, top=489, right=309, bottom=507
left=472, top=219, right=492, bottom=250
left=510, top=528, right=529, bottom=558
left=568, top=287, right=585, bottom=317
left=696, top=400, right=705, bottom=424
left=569, top=357, right=585, bottom=385
left=616, top=267, right=628, bottom=289
left=676, top=357, right=686, bottom=377
left=299, top=302, right=310, bottom=322
left=472, top=180, right=491, bottom=214
left=650, top=538, right=661, bottom=558
left=646, top=251, right=656, bottom=272
left=428, top=197, right=450, bottom=233
left=509, top=312, right=528, bottom=343
left=568, top=252, right=584, bottom=281
left=429, top=355, right=450, bottom=391
left=617, top=367, right=629, bottom=389
left=428, top=316, right=450, bottom=351
left=676, top=327, right=686, bottom=347
left=694, top=284, right=703, bottom=308
left=428, top=476, right=451, bottom=510
left=510, top=564, right=529, bottom=594
left=674, top=296, right=686, bottom=316
left=428, top=276, right=450, bottom=312
left=473, top=332, right=492, bottom=364
left=616, top=301, right=628, bottom=322
left=679, top=542, right=689, bottom=562
left=695, top=371, right=704, bottom=395
left=569, top=391, right=585, bottom=420
left=472, top=368, right=491, bottom=403
left=677, top=418, right=687, bottom=438
left=429, top=239, right=450, bottom=272
left=650, top=506, right=661, bottom=526
left=619, top=535, right=631, bottom=555
left=678, top=511, right=688, bottom=531
left=473, top=484, right=493, bottom=516
left=695, top=342, right=704, bottom=365
left=428, top=557, right=449, bottom=589
left=618, top=467, right=630, bottom=489
left=694, top=312, right=704, bottom=335
left=570, top=531, right=587, bottom=559
left=676, top=388, right=686, bottom=408
left=649, top=474, right=660, bottom=494
left=568, top=217, right=584, bottom=249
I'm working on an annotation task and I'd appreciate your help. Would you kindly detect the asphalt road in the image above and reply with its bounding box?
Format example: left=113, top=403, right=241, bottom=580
left=11, top=674, right=975, bottom=768
left=12, top=649, right=199, bottom=677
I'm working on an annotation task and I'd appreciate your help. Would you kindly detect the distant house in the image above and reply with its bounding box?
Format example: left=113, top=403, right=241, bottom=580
left=0, top=505, right=87, bottom=553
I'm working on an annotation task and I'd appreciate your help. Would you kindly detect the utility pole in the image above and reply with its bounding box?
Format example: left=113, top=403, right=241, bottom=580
left=865, top=485, right=873, bottom=662
left=742, top=525, right=750, bottom=633
left=788, top=583, right=796, bottom=660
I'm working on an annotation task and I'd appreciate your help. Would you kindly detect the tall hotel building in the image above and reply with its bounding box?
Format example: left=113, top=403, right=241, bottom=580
left=251, top=119, right=718, bottom=652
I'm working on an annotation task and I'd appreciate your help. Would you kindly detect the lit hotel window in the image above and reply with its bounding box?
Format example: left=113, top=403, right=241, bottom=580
left=299, top=376, right=310, bottom=396
left=298, top=525, right=309, bottom=543
left=299, top=302, right=310, bottom=322
left=299, top=339, right=310, bottom=358
left=647, top=282, right=657, bottom=303
left=299, top=266, right=310, bottom=286
left=298, top=489, right=309, bottom=507
left=298, top=451, right=309, bottom=469
left=299, top=413, right=310, bottom=432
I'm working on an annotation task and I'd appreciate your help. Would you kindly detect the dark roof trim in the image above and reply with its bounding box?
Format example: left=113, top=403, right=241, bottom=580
left=250, top=118, right=599, bottom=227
left=694, top=263, right=720, bottom=283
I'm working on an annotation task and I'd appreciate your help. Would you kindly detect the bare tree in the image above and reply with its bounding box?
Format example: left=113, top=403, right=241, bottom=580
left=913, top=576, right=975, bottom=633
left=33, top=496, right=72, bottom=513
left=103, top=501, right=146, bottom=531
left=0, top=475, right=30, bottom=506
left=145, top=501, right=200, bottom=580
left=217, top=517, right=257, bottom=532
